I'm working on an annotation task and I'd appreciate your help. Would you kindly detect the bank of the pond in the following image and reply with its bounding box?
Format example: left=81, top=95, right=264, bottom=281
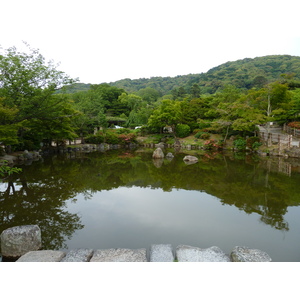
left=0, top=224, right=273, bottom=262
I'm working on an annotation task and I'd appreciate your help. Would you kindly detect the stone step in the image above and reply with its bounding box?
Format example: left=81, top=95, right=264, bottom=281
left=61, top=248, right=94, bottom=262
left=17, top=250, right=66, bottom=262
left=176, top=245, right=231, bottom=262
left=150, top=244, right=174, bottom=262
left=90, top=248, right=147, bottom=262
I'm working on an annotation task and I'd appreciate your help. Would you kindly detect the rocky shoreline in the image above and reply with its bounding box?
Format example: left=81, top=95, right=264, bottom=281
left=1, top=225, right=272, bottom=262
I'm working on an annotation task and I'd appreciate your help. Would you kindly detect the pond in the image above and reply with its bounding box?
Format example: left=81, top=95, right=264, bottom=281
left=1, top=148, right=300, bottom=262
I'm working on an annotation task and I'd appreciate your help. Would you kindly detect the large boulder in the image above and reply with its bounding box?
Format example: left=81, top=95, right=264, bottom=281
left=152, top=147, right=164, bottom=159
left=230, top=246, right=272, bottom=262
left=0, top=225, right=42, bottom=259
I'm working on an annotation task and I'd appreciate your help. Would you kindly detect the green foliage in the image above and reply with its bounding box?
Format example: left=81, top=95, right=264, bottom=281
left=85, top=133, right=105, bottom=144
left=233, top=138, right=247, bottom=151
left=0, top=44, right=78, bottom=149
left=109, top=55, right=300, bottom=95
left=195, top=131, right=210, bottom=139
left=104, top=131, right=120, bottom=144
left=175, top=124, right=191, bottom=138
left=147, top=99, right=181, bottom=133
left=115, top=128, right=131, bottom=134
left=246, top=136, right=262, bottom=151
left=0, top=160, right=22, bottom=178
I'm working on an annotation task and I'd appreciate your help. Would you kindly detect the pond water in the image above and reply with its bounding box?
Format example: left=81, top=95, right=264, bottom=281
left=1, top=148, right=300, bottom=262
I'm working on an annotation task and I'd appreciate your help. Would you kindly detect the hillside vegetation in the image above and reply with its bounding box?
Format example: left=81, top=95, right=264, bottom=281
left=65, top=55, right=300, bottom=95
left=2, top=45, right=300, bottom=154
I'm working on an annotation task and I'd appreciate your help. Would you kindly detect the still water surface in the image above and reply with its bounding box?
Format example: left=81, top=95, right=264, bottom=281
left=1, top=149, right=300, bottom=261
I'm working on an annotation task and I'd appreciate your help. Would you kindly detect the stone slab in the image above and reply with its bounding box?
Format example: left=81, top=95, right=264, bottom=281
left=176, top=245, right=230, bottom=262
left=16, top=250, right=66, bottom=262
left=61, top=248, right=94, bottom=262
left=230, top=246, right=272, bottom=262
left=150, top=244, right=174, bottom=262
left=90, top=248, right=147, bottom=262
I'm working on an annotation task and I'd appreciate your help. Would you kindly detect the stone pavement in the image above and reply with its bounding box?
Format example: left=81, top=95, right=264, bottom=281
left=14, top=245, right=272, bottom=262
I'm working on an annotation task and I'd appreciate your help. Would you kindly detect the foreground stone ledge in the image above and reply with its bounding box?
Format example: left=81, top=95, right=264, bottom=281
left=231, top=246, right=272, bottom=262
left=150, top=244, right=174, bottom=262
left=90, top=248, right=147, bottom=262
left=16, top=250, right=66, bottom=262
left=5, top=245, right=273, bottom=262
left=176, top=245, right=231, bottom=262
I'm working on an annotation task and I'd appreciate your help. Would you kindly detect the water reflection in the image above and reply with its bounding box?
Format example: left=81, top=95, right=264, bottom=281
left=1, top=149, right=300, bottom=261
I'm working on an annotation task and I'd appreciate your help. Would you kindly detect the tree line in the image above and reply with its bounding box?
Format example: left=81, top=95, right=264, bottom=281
left=1, top=44, right=300, bottom=153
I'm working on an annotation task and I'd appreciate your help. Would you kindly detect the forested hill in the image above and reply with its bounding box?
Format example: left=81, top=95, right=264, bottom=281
left=65, top=55, right=300, bottom=95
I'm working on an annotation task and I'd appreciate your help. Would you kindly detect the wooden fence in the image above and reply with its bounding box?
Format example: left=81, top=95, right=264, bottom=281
left=258, top=131, right=293, bottom=148
left=283, top=124, right=300, bottom=138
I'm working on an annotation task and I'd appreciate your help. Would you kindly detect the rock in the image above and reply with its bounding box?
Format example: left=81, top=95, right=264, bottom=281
left=174, top=139, right=181, bottom=148
left=230, top=246, right=272, bottom=262
left=166, top=152, right=174, bottom=159
left=183, top=155, right=198, bottom=162
left=0, top=225, right=42, bottom=258
left=61, top=248, right=94, bottom=262
left=176, top=245, right=230, bottom=262
left=152, top=147, right=164, bottom=159
left=150, top=244, right=174, bottom=262
left=183, top=155, right=198, bottom=164
left=155, top=142, right=165, bottom=149
left=90, top=248, right=147, bottom=262
left=17, top=250, right=66, bottom=262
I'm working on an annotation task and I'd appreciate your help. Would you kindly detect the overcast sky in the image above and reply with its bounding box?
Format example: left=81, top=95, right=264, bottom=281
left=1, top=0, right=300, bottom=84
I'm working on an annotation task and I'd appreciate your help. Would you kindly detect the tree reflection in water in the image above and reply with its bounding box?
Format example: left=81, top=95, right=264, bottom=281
left=1, top=149, right=299, bottom=250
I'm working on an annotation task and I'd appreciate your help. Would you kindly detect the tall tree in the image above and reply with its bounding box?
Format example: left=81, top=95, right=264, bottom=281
left=147, top=99, right=182, bottom=134
left=0, top=44, right=77, bottom=149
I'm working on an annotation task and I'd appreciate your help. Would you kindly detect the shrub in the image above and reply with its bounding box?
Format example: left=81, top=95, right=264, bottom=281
left=233, top=138, right=246, bottom=151
left=85, top=133, right=105, bottom=144
left=288, top=122, right=300, bottom=129
left=246, top=136, right=262, bottom=151
left=194, top=131, right=203, bottom=138
left=193, top=129, right=202, bottom=134
left=105, top=131, right=120, bottom=144
left=200, top=133, right=210, bottom=140
left=175, top=124, right=191, bottom=138
left=118, top=133, right=137, bottom=145
left=203, top=139, right=222, bottom=151
left=116, top=128, right=131, bottom=134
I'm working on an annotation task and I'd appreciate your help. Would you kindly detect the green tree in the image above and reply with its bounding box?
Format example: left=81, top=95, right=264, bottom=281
left=191, top=83, right=201, bottom=98
left=0, top=44, right=77, bottom=149
left=137, top=87, right=161, bottom=104
left=147, top=99, right=182, bottom=134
